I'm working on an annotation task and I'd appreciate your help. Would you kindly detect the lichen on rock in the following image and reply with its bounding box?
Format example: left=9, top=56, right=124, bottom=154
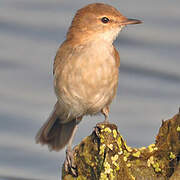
left=62, top=111, right=180, bottom=180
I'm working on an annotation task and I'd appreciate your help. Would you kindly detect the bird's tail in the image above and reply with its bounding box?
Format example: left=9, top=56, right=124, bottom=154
left=35, top=103, right=76, bottom=151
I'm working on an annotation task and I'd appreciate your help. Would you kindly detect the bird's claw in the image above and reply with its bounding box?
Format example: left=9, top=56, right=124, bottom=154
left=64, top=148, right=77, bottom=176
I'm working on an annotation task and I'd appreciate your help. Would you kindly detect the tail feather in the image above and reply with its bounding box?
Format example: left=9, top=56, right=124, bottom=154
left=36, top=105, right=76, bottom=151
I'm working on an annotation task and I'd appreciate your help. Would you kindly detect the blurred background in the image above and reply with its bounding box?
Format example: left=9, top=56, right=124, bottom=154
left=0, top=0, right=180, bottom=179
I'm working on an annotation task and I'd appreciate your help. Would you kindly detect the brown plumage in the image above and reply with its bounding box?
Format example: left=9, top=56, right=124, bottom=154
left=35, top=3, right=141, bottom=174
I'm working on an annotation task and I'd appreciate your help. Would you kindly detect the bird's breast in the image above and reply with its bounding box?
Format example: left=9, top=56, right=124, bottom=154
left=54, top=42, right=119, bottom=116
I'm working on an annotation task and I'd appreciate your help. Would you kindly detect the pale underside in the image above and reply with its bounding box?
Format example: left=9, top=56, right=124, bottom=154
left=54, top=28, right=122, bottom=123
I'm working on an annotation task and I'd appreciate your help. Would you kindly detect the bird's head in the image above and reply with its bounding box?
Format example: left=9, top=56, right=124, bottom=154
left=67, top=3, right=142, bottom=43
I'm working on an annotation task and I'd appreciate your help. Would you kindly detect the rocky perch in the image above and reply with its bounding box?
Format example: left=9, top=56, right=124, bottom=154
left=62, top=111, right=180, bottom=180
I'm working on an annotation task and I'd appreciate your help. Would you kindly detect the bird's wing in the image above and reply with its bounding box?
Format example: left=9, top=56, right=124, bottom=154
left=53, top=40, right=71, bottom=75
left=113, top=46, right=120, bottom=67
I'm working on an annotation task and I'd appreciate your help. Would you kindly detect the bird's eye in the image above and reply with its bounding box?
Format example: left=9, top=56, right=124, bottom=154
left=101, top=17, right=109, bottom=23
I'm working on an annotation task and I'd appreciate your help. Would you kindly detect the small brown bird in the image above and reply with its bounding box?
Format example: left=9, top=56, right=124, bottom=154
left=36, top=3, right=141, bottom=174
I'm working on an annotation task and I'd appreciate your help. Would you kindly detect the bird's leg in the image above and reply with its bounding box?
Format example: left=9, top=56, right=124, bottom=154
left=64, top=125, right=78, bottom=176
left=64, top=116, right=82, bottom=176
left=101, top=106, right=109, bottom=123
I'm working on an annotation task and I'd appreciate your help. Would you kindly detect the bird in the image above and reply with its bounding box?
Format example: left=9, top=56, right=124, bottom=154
left=36, top=3, right=142, bottom=175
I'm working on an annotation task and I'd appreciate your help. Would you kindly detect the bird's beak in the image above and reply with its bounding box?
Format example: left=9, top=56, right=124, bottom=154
left=120, top=18, right=142, bottom=25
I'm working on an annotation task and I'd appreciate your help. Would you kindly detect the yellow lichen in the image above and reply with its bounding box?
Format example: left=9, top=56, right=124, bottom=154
left=123, top=156, right=127, bottom=162
left=115, top=166, right=120, bottom=171
left=103, top=127, right=112, bottom=133
left=100, top=172, right=108, bottom=180
left=147, top=160, right=151, bottom=167
left=104, top=161, right=113, bottom=174
left=117, top=136, right=122, bottom=149
left=154, top=147, right=158, bottom=151
left=124, top=140, right=129, bottom=150
left=110, top=171, right=115, bottom=180
left=126, top=145, right=133, bottom=152
left=99, top=133, right=105, bottom=143
left=107, top=144, right=113, bottom=150
left=177, top=126, right=180, bottom=132
left=113, top=129, right=117, bottom=138
left=101, top=125, right=105, bottom=129
left=84, top=147, right=93, bottom=165
left=147, top=156, right=154, bottom=167
left=111, top=154, right=119, bottom=162
left=147, top=156, right=161, bottom=173
left=127, top=163, right=131, bottom=167
left=132, top=151, right=141, bottom=158
left=139, top=146, right=146, bottom=150
left=77, top=175, right=87, bottom=180
left=152, top=162, right=161, bottom=172
left=148, top=144, right=156, bottom=152
left=131, top=174, right=136, bottom=180
left=118, top=150, right=123, bottom=155
left=111, top=154, right=119, bottom=167
left=124, top=150, right=130, bottom=158
left=99, top=144, right=106, bottom=155
left=169, top=152, right=176, bottom=159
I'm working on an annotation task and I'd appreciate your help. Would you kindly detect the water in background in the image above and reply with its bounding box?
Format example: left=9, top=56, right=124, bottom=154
left=0, top=0, right=180, bottom=179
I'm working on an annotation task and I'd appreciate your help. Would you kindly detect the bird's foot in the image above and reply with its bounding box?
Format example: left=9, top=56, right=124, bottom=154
left=101, top=106, right=110, bottom=123
left=64, top=148, right=77, bottom=176
left=103, top=117, right=109, bottom=123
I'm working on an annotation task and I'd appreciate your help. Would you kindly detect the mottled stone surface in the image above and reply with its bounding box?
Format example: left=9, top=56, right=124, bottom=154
left=62, top=112, right=180, bottom=180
